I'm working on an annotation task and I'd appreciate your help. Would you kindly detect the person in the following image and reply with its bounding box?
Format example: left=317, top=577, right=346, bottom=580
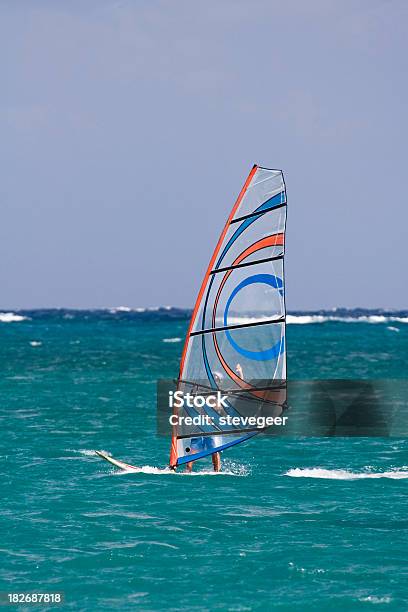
left=186, top=436, right=221, bottom=472
left=186, top=371, right=224, bottom=472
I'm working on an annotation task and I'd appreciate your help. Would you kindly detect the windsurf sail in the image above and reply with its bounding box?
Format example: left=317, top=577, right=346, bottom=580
left=169, top=165, right=287, bottom=468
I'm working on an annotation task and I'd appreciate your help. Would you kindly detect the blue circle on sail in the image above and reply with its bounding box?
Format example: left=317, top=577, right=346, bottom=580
left=223, top=274, right=284, bottom=361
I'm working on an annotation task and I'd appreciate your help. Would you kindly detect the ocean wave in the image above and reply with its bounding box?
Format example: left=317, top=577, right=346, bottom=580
left=114, top=465, right=174, bottom=475
left=93, top=450, right=249, bottom=476
left=6, top=308, right=408, bottom=325
left=213, top=313, right=408, bottom=326
left=287, top=315, right=408, bottom=325
left=114, top=466, right=247, bottom=476
left=109, top=306, right=132, bottom=313
left=0, top=312, right=28, bottom=323
left=162, top=337, right=182, bottom=343
left=109, top=306, right=147, bottom=313
left=358, top=596, right=392, bottom=604
left=285, top=468, right=408, bottom=480
left=109, top=306, right=174, bottom=314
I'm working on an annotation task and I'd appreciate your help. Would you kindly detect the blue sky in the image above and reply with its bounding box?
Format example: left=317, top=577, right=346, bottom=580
left=1, top=0, right=406, bottom=309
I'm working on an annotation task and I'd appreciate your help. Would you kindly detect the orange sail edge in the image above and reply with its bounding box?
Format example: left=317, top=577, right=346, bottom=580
left=169, top=430, right=178, bottom=469
left=168, top=165, right=259, bottom=468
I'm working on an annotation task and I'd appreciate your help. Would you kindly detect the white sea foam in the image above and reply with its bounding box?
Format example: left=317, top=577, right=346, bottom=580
left=29, top=341, right=42, bottom=347
left=287, top=315, right=326, bottom=324
left=387, top=326, right=400, bottom=332
left=115, top=465, right=174, bottom=475
left=0, top=312, right=28, bottom=323
left=285, top=468, right=408, bottom=480
left=108, top=306, right=169, bottom=313
left=109, top=306, right=148, bottom=313
left=89, top=448, right=246, bottom=476
left=115, top=465, right=246, bottom=476
left=358, top=595, right=392, bottom=604
left=94, top=453, right=248, bottom=476
left=288, top=562, right=325, bottom=575
left=214, top=314, right=408, bottom=326
left=162, top=337, right=182, bottom=343
left=109, top=306, right=132, bottom=313
left=287, top=315, right=408, bottom=325
left=100, top=307, right=408, bottom=326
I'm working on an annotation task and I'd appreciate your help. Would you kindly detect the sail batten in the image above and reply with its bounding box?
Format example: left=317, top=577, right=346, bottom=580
left=190, top=317, right=286, bottom=337
left=210, top=254, right=284, bottom=275
left=169, top=165, right=287, bottom=468
left=231, top=200, right=286, bottom=224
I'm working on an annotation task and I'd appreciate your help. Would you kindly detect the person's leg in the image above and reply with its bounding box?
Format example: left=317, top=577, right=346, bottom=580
left=212, top=452, right=221, bottom=472
left=186, top=448, right=199, bottom=472
left=186, top=438, right=205, bottom=472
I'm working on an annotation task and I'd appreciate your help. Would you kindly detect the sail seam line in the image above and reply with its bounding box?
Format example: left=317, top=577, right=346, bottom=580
left=231, top=202, right=286, bottom=224
left=190, top=317, right=285, bottom=336
left=210, top=254, right=284, bottom=274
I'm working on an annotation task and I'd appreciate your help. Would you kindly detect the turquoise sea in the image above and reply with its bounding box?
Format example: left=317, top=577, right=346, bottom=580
left=1, top=308, right=407, bottom=611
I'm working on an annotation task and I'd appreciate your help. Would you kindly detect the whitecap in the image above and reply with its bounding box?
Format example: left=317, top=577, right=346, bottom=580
left=287, top=315, right=327, bottom=324
left=358, top=595, right=392, bottom=604
left=0, top=312, right=28, bottom=323
left=162, top=337, right=182, bottom=343
left=285, top=468, right=408, bottom=480
left=109, top=306, right=132, bottom=313
left=215, top=314, right=408, bottom=326
left=114, top=466, right=246, bottom=476
left=287, top=315, right=408, bottom=325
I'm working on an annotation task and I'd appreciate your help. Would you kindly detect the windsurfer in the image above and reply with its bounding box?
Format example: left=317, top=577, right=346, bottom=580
left=186, top=437, right=220, bottom=472
left=186, top=372, right=225, bottom=472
